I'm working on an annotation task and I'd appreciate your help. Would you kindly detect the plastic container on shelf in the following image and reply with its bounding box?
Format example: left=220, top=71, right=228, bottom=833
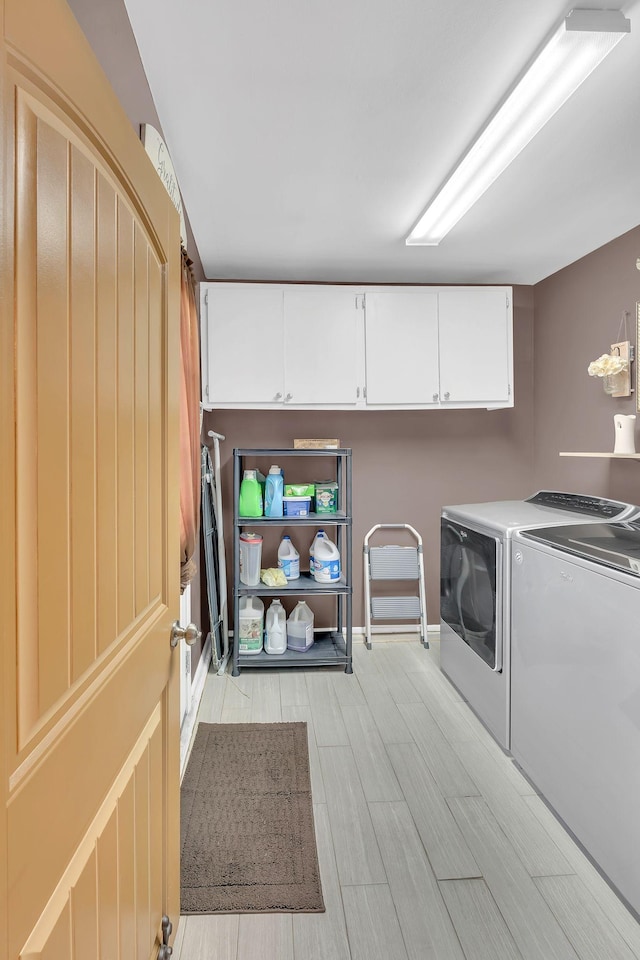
left=238, top=596, right=264, bottom=655
left=239, top=532, right=263, bottom=586
left=287, top=600, right=314, bottom=652
left=308, top=529, right=326, bottom=573
left=285, top=483, right=315, bottom=498
left=313, top=536, right=341, bottom=582
left=264, top=465, right=284, bottom=517
left=278, top=535, right=300, bottom=580
left=314, top=480, right=339, bottom=514
left=239, top=469, right=263, bottom=517
left=264, top=599, right=287, bottom=655
left=283, top=495, right=312, bottom=517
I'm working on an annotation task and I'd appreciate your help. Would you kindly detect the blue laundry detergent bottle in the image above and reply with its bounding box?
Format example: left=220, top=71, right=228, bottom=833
left=264, top=465, right=284, bottom=517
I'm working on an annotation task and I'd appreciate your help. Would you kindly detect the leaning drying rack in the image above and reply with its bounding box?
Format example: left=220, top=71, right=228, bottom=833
left=202, top=430, right=230, bottom=674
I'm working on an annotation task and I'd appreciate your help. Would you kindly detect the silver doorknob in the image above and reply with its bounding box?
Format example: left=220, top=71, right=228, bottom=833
left=170, top=621, right=201, bottom=648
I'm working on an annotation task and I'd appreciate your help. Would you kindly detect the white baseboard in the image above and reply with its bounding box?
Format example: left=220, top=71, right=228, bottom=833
left=352, top=624, right=441, bottom=638
left=180, top=632, right=213, bottom=778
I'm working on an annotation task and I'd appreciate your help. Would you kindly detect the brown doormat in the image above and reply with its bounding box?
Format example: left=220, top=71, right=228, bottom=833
left=180, top=721, right=325, bottom=914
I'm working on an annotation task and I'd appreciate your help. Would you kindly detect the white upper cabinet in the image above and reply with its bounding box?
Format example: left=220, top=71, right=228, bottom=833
left=201, top=282, right=364, bottom=408
left=438, top=288, right=511, bottom=405
left=201, top=282, right=513, bottom=410
left=283, top=286, right=364, bottom=405
left=365, top=288, right=439, bottom=404
left=202, top=284, right=284, bottom=405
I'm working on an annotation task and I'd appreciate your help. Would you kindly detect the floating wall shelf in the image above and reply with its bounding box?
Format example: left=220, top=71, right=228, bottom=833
left=559, top=452, right=640, bottom=459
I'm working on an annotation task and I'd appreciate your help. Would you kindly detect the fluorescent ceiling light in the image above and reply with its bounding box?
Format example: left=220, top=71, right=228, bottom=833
left=406, top=8, right=630, bottom=246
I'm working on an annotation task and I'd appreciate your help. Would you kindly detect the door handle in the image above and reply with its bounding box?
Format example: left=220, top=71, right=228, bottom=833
left=170, top=621, right=201, bottom=648
left=285, top=393, right=293, bottom=402
left=444, top=391, right=450, bottom=400
left=274, top=392, right=282, bottom=401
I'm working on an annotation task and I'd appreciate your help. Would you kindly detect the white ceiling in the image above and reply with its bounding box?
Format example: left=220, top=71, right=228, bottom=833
left=123, top=0, right=640, bottom=284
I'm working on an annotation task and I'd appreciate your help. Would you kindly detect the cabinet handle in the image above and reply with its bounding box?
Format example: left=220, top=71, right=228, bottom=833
left=444, top=391, right=450, bottom=400
left=432, top=392, right=439, bottom=402
left=357, top=387, right=360, bottom=398
left=274, top=392, right=282, bottom=401
left=285, top=393, right=293, bottom=402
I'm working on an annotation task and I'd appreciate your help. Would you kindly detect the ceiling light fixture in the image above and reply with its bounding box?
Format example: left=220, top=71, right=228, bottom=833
left=406, top=8, right=630, bottom=246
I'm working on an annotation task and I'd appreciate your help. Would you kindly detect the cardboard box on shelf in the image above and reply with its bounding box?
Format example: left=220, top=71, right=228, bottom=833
left=293, top=439, right=339, bottom=449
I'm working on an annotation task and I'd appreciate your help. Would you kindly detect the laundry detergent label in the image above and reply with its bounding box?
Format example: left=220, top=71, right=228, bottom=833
left=238, top=616, right=263, bottom=654
left=313, top=558, right=341, bottom=580
left=278, top=556, right=300, bottom=579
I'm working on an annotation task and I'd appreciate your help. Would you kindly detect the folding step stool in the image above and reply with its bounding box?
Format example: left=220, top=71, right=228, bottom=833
left=363, top=524, right=428, bottom=649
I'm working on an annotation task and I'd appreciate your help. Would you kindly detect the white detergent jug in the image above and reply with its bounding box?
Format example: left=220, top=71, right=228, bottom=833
left=613, top=414, right=636, bottom=455
left=313, top=536, right=341, bottom=582
left=278, top=535, right=300, bottom=580
left=287, top=600, right=314, bottom=652
left=264, top=599, right=287, bottom=655
left=238, top=596, right=264, bottom=655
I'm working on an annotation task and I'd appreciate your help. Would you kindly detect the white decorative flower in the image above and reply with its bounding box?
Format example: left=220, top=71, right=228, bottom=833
left=587, top=353, right=628, bottom=377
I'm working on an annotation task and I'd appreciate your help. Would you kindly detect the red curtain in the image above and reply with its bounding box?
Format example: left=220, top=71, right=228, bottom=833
left=179, top=250, right=201, bottom=590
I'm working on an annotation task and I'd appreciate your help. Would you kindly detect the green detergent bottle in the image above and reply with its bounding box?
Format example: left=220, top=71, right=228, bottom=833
left=239, top=469, right=263, bottom=517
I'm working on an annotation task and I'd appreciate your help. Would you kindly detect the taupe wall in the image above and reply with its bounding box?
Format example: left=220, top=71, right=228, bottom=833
left=203, top=286, right=535, bottom=628
left=533, top=225, right=640, bottom=507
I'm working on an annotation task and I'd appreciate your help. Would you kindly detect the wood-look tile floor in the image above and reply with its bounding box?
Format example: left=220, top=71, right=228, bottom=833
left=174, top=639, right=640, bottom=960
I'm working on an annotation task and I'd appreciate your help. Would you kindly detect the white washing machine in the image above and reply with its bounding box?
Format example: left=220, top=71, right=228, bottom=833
left=511, top=519, right=640, bottom=915
left=439, top=491, right=637, bottom=750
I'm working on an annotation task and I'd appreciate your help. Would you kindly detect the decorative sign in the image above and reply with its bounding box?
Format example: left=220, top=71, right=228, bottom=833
left=141, top=123, right=187, bottom=246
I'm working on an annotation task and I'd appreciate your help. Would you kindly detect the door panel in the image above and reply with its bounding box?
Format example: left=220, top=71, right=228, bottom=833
left=96, top=176, right=119, bottom=653
left=205, top=284, right=285, bottom=404
left=1, top=1, right=181, bottom=958
left=438, top=289, right=510, bottom=404
left=365, top=288, right=439, bottom=404
left=283, top=286, right=361, bottom=404
left=19, top=710, right=163, bottom=959
left=69, top=145, right=98, bottom=682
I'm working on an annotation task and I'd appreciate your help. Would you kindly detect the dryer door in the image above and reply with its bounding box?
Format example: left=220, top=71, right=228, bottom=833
left=440, top=518, right=502, bottom=670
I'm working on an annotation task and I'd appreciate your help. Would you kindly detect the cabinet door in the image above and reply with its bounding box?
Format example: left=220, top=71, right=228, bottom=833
left=365, top=289, right=439, bottom=404
left=438, top=289, right=512, bottom=404
left=282, top=287, right=363, bottom=405
left=203, top=284, right=284, bottom=404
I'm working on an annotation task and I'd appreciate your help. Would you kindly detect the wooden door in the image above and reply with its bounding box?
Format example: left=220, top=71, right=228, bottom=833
left=364, top=288, right=440, bottom=404
left=0, top=1, right=181, bottom=958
